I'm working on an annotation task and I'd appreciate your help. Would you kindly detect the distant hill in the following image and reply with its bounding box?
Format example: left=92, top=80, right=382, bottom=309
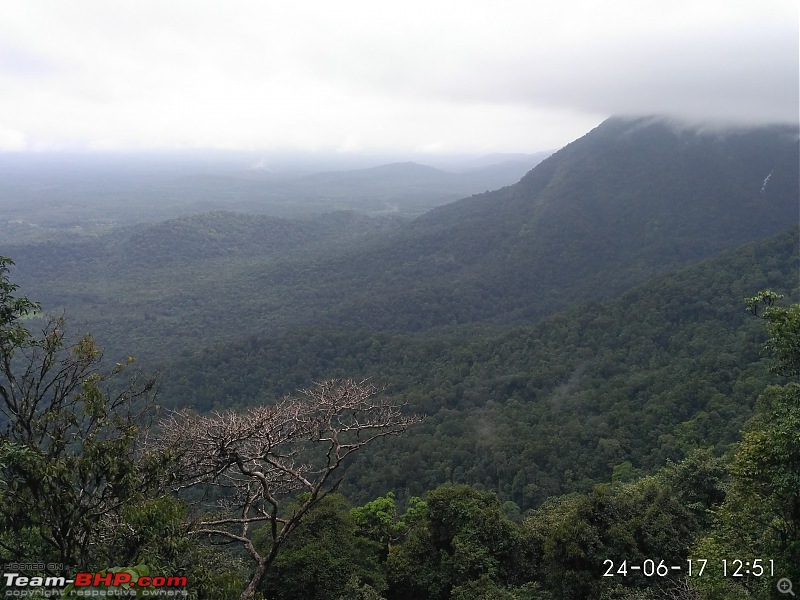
left=5, top=116, right=798, bottom=362
left=227, top=158, right=549, bottom=216
left=0, top=152, right=547, bottom=240
left=302, top=161, right=447, bottom=184
left=435, top=151, right=552, bottom=172
left=301, top=116, right=799, bottom=329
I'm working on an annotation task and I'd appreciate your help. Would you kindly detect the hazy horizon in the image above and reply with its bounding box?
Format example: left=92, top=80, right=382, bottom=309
left=1, top=1, right=796, bottom=155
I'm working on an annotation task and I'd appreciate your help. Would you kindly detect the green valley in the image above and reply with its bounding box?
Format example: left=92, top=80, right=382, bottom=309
left=1, top=115, right=798, bottom=599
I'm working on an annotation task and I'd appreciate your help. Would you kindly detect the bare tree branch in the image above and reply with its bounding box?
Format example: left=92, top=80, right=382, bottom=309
left=154, top=378, right=422, bottom=600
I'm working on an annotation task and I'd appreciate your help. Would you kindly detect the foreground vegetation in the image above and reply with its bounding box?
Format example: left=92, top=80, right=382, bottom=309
left=1, top=251, right=798, bottom=599
left=1, top=117, right=797, bottom=598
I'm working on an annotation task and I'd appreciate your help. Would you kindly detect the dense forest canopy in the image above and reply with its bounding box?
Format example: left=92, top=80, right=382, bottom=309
left=5, top=118, right=798, bottom=366
left=1, top=116, right=798, bottom=599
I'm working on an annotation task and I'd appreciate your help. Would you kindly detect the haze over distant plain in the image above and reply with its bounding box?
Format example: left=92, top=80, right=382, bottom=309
left=1, top=0, right=797, bottom=155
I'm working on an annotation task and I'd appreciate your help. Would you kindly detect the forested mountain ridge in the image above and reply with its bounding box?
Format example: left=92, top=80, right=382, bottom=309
left=9, top=210, right=404, bottom=275
left=195, top=116, right=799, bottom=336
left=160, top=227, right=799, bottom=508
left=1, top=116, right=799, bottom=600
left=5, top=116, right=798, bottom=365
left=319, top=116, right=799, bottom=327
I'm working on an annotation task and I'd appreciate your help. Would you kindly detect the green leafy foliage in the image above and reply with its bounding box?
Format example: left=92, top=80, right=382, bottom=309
left=746, top=290, right=800, bottom=377
left=258, top=494, right=387, bottom=600
left=350, top=492, right=427, bottom=551
left=386, top=485, right=525, bottom=600
left=524, top=450, right=725, bottom=599
left=693, top=295, right=800, bottom=599
left=0, top=256, right=40, bottom=351
left=0, top=258, right=166, bottom=571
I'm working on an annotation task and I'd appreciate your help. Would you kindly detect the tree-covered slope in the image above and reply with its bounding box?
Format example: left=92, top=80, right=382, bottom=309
left=5, top=210, right=405, bottom=358
left=5, top=116, right=797, bottom=364
left=159, top=227, right=799, bottom=508
left=306, top=116, right=799, bottom=328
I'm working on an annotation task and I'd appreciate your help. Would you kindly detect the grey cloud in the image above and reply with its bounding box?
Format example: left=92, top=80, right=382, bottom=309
left=1, top=0, right=796, bottom=152
left=423, top=20, right=798, bottom=125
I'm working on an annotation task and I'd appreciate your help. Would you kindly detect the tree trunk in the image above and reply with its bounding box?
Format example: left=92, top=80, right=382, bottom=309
left=241, top=558, right=268, bottom=600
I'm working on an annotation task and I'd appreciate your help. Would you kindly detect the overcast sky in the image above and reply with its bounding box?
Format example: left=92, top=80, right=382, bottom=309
left=1, top=0, right=797, bottom=155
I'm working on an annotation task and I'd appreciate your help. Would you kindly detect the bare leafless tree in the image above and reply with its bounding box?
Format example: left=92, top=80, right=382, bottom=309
left=155, top=378, right=422, bottom=600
